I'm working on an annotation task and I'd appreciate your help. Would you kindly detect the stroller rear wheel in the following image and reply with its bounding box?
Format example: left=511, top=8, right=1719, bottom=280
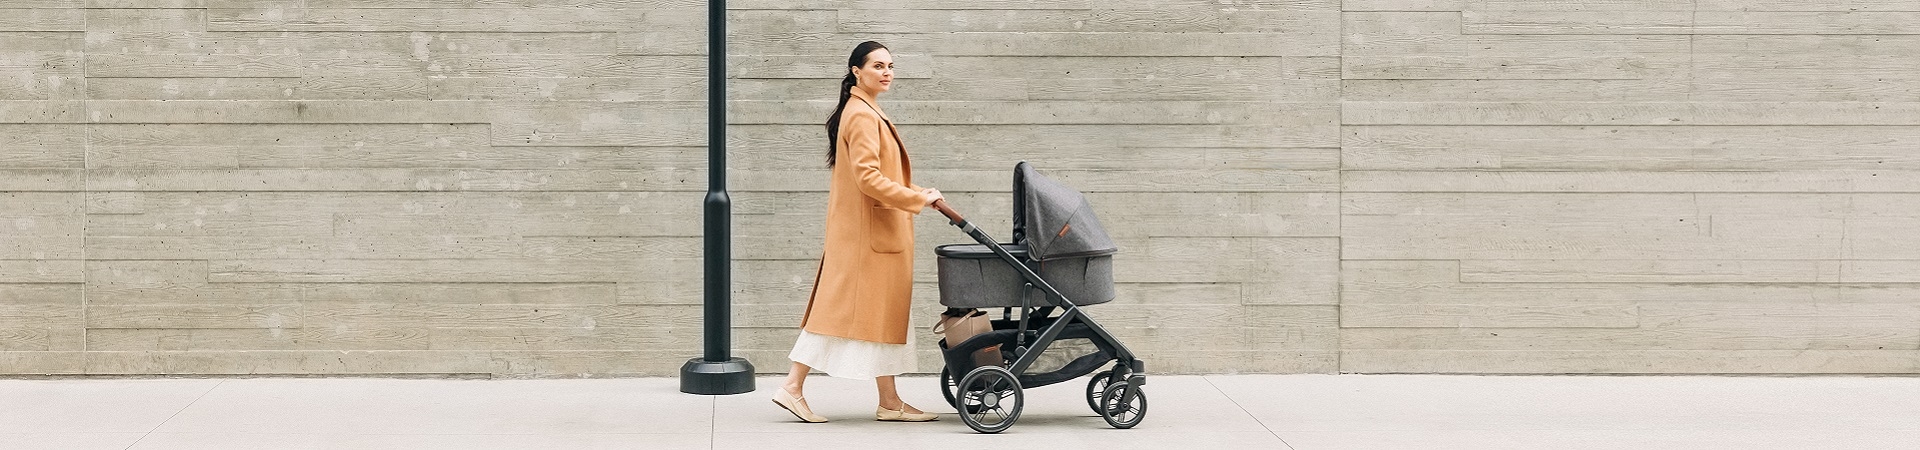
left=956, top=366, right=1024, bottom=434
left=1098, top=382, right=1147, bottom=429
left=1084, top=371, right=1112, bottom=414
left=939, top=367, right=959, bottom=410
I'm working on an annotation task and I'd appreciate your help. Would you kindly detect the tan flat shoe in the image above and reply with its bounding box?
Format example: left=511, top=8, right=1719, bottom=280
left=876, top=405, right=938, bottom=422
left=772, top=388, right=827, bottom=423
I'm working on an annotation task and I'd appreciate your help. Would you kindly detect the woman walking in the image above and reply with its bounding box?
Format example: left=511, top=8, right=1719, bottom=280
left=770, top=41, right=944, bottom=423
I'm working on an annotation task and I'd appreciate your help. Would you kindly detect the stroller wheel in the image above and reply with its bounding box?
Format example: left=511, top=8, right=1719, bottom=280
left=939, top=367, right=958, bottom=410
left=956, top=366, right=1024, bottom=434
left=1084, top=372, right=1112, bottom=414
left=1098, top=382, right=1147, bottom=429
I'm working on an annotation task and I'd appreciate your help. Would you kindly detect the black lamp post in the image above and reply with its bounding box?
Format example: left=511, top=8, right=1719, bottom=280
left=680, top=0, right=755, bottom=395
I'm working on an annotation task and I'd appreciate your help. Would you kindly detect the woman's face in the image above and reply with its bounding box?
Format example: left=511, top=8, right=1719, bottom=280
left=851, top=48, right=894, bottom=95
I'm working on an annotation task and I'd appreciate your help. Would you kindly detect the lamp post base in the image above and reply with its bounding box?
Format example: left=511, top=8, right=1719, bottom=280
left=680, top=357, right=755, bottom=395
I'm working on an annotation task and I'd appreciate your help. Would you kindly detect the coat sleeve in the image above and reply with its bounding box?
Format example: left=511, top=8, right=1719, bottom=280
left=844, top=111, right=928, bottom=214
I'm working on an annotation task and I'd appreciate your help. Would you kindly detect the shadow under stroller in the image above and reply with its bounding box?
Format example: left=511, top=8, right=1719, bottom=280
left=929, top=162, right=1146, bottom=434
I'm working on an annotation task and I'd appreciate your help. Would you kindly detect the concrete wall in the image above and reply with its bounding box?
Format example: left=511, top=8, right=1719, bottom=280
left=0, top=1, right=1913, bottom=377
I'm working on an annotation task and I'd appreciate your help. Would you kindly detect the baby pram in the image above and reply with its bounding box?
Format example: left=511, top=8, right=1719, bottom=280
left=929, top=162, right=1146, bottom=433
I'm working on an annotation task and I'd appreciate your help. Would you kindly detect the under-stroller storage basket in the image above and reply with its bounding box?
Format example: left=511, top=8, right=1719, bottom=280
left=935, top=243, right=1114, bottom=309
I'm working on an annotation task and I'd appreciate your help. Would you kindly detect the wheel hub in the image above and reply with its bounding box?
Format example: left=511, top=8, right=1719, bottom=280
left=982, top=392, right=1000, bottom=408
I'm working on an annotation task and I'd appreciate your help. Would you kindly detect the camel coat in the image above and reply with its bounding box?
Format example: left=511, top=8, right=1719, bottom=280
left=800, top=88, right=928, bottom=345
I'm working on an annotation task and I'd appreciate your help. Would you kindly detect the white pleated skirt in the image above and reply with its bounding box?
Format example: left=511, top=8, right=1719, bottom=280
left=788, top=329, right=917, bottom=380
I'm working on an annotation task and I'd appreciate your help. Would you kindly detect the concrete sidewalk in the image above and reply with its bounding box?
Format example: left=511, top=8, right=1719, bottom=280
left=2, top=374, right=1915, bottom=449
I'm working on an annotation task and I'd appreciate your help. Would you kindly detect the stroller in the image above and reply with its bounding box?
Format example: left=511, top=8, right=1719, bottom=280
left=929, top=162, right=1146, bottom=433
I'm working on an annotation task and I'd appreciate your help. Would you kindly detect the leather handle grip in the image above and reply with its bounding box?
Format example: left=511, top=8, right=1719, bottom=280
left=932, top=199, right=963, bottom=223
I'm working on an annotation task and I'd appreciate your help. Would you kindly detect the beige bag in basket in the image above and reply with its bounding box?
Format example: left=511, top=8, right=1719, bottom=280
left=933, top=309, right=1004, bottom=369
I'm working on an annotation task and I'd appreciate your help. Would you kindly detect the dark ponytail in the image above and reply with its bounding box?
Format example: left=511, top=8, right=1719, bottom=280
left=826, top=41, right=887, bottom=168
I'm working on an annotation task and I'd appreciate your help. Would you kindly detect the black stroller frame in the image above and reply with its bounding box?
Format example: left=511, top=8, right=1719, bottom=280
left=929, top=162, right=1147, bottom=433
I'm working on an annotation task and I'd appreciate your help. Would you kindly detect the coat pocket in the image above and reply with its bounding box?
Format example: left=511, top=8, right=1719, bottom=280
left=867, top=205, right=909, bottom=254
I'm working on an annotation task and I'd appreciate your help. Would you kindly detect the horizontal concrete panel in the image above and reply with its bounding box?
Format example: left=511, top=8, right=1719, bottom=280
left=930, top=56, right=1288, bottom=80
left=85, top=8, right=205, bottom=32
left=1343, top=0, right=1463, bottom=11
left=729, top=54, right=935, bottom=80
left=1695, top=35, right=1920, bottom=55
left=759, top=123, right=1339, bottom=154
left=87, top=304, right=300, bottom=329
left=1694, top=12, right=1920, bottom=34
left=86, top=54, right=304, bottom=78
left=1342, top=304, right=1640, bottom=328
left=1696, top=55, right=1920, bottom=78
left=86, top=169, right=715, bottom=192
left=1343, top=125, right=1920, bottom=170
left=0, top=125, right=84, bottom=168
left=90, top=123, right=488, bottom=147
left=1342, top=349, right=1920, bottom=373
left=88, top=77, right=431, bottom=100
left=428, top=77, right=704, bottom=101
left=1027, top=77, right=1339, bottom=102
left=75, top=350, right=506, bottom=376
left=0, top=73, right=83, bottom=101
left=1640, top=302, right=1920, bottom=328
left=834, top=9, right=1261, bottom=33
left=1695, top=0, right=1920, bottom=11
left=1344, top=102, right=1920, bottom=125
left=87, top=31, right=618, bottom=55
left=0, top=192, right=81, bottom=215
left=85, top=260, right=209, bottom=289
left=1342, top=327, right=1920, bottom=351
left=1343, top=170, right=1920, bottom=193
left=0, top=304, right=82, bottom=328
left=298, top=305, right=690, bottom=330
left=88, top=327, right=431, bottom=351
left=85, top=100, right=492, bottom=124
left=722, top=0, right=1339, bottom=9
left=87, top=283, right=617, bottom=306
left=87, top=146, right=241, bottom=169
left=0, top=9, right=85, bottom=32
left=727, top=100, right=1335, bottom=126
left=1463, top=11, right=1694, bottom=35
left=1342, top=260, right=1920, bottom=304
left=206, top=258, right=700, bottom=283
left=1343, top=56, right=1683, bottom=80
left=1467, top=0, right=1693, bottom=10
left=1460, top=259, right=1844, bottom=283
left=0, top=260, right=83, bottom=283
left=0, top=226, right=79, bottom=258
left=208, top=8, right=694, bottom=32
left=0, top=100, right=82, bottom=123
left=0, top=328, right=50, bottom=351
left=1693, top=76, right=1920, bottom=102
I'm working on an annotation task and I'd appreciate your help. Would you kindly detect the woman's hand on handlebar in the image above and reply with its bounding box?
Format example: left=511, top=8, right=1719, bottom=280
left=922, top=188, right=944, bottom=208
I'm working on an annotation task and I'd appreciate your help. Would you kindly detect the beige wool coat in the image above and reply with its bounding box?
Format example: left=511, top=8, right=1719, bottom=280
left=799, top=88, right=928, bottom=345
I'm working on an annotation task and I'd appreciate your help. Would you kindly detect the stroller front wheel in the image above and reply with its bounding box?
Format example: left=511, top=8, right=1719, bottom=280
left=1098, top=382, right=1147, bottom=429
left=956, top=366, right=1024, bottom=434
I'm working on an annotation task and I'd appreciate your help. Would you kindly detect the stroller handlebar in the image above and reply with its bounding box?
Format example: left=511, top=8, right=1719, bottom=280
left=931, top=199, right=964, bottom=224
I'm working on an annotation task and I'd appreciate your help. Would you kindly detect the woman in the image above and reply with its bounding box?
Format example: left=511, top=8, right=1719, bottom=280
left=770, top=41, right=944, bottom=423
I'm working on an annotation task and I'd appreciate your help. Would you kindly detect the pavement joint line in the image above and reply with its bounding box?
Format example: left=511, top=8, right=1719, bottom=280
left=123, top=379, right=225, bottom=450
left=1205, top=375, right=1296, bottom=450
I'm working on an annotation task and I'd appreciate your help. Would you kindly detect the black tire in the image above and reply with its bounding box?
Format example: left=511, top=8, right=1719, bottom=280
left=940, top=367, right=959, bottom=409
left=956, top=366, right=1023, bottom=434
left=1084, top=372, right=1111, bottom=414
left=1099, top=382, right=1147, bottom=429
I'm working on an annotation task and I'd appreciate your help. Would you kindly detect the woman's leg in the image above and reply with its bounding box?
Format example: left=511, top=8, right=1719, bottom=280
left=784, top=362, right=811, bottom=395
left=874, top=375, right=923, bottom=413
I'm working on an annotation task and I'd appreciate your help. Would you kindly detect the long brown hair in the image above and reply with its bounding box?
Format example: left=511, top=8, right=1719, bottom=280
left=825, top=41, right=888, bottom=168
